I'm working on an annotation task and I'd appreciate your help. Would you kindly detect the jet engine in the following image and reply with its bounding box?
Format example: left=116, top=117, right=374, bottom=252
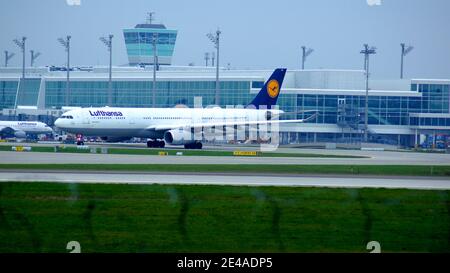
left=163, top=129, right=196, bottom=145
left=14, top=130, right=27, bottom=138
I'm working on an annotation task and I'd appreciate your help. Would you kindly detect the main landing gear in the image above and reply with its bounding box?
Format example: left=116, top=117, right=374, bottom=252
left=184, top=142, right=202, bottom=149
left=147, top=140, right=165, bottom=148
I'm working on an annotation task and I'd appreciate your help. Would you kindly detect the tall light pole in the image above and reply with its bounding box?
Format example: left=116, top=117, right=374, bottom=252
left=30, top=50, right=41, bottom=67
left=13, top=37, right=26, bottom=110
left=13, top=37, right=26, bottom=79
left=58, top=36, right=71, bottom=106
left=207, top=29, right=221, bottom=105
left=100, top=34, right=113, bottom=106
left=301, top=46, right=314, bottom=70
left=204, top=52, right=210, bottom=67
left=151, top=32, right=159, bottom=107
left=4, top=51, right=14, bottom=67
left=360, top=44, right=377, bottom=142
left=400, top=43, right=414, bottom=79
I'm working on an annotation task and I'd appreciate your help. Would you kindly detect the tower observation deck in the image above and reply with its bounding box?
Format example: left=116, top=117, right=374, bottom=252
left=123, top=13, right=177, bottom=66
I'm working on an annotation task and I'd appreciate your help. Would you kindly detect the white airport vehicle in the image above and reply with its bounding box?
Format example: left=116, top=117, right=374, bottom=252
left=0, top=121, right=53, bottom=138
left=54, top=69, right=315, bottom=149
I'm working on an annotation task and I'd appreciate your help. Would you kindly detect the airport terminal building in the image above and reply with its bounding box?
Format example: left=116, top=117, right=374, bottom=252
left=1, top=22, right=450, bottom=147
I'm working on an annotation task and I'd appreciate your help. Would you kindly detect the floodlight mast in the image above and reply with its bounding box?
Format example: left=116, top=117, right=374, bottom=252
left=4, top=51, right=15, bottom=67
left=58, top=36, right=71, bottom=106
left=30, top=50, right=41, bottom=67
left=152, top=32, right=158, bottom=107
left=13, top=37, right=26, bottom=79
left=400, top=43, right=414, bottom=79
left=360, top=44, right=377, bottom=142
left=363, top=45, right=376, bottom=70
left=301, top=46, right=314, bottom=70
left=100, top=34, right=113, bottom=105
left=13, top=37, right=26, bottom=110
left=207, top=29, right=221, bottom=105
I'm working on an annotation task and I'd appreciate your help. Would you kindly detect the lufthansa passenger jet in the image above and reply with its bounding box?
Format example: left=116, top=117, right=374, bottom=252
left=0, top=121, right=53, bottom=138
left=54, top=69, right=314, bottom=149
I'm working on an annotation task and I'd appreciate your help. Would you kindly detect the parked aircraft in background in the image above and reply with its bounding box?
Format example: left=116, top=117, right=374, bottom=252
left=0, top=121, right=53, bottom=138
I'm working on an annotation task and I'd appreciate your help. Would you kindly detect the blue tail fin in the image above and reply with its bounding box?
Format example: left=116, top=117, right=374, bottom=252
left=247, top=68, right=287, bottom=109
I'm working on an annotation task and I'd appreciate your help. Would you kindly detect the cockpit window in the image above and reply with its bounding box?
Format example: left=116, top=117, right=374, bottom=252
left=60, top=115, right=73, bottom=119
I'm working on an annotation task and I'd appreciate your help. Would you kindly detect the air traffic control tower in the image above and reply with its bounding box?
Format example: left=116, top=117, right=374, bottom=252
left=123, top=13, right=177, bottom=66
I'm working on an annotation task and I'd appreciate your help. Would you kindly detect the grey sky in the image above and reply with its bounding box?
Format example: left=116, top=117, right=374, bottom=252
left=1, top=0, right=449, bottom=79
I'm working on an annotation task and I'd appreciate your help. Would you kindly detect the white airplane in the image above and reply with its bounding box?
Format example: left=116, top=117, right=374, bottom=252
left=54, top=68, right=316, bottom=149
left=0, top=121, right=53, bottom=138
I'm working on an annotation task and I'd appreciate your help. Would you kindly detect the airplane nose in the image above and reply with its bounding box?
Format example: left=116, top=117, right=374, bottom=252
left=54, top=118, right=62, bottom=128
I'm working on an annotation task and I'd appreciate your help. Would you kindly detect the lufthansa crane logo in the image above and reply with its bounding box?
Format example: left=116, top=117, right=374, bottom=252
left=267, top=79, right=280, bottom=98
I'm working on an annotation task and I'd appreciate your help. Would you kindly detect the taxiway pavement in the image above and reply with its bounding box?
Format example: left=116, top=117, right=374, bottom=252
left=1, top=170, right=449, bottom=190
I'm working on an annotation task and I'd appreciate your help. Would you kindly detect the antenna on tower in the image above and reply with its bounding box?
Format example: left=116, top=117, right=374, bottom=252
left=147, top=12, right=155, bottom=24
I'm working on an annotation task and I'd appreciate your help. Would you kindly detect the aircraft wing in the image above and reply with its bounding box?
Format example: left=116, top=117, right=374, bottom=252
left=146, top=113, right=317, bottom=131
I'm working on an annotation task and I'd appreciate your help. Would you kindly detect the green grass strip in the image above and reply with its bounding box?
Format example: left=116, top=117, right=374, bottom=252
left=0, top=145, right=364, bottom=158
left=1, top=164, right=450, bottom=176
left=0, top=182, right=448, bottom=252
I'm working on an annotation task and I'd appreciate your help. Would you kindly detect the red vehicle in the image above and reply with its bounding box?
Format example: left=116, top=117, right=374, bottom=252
left=76, top=134, right=85, bottom=145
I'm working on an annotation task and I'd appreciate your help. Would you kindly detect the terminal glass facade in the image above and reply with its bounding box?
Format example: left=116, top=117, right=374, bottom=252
left=1, top=73, right=449, bottom=147
left=16, top=78, right=41, bottom=106
left=45, top=80, right=252, bottom=108
left=417, top=83, right=450, bottom=113
left=298, top=95, right=415, bottom=126
left=296, top=83, right=450, bottom=127
left=0, top=80, right=18, bottom=109
left=41, top=80, right=450, bottom=127
left=410, top=117, right=450, bottom=126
